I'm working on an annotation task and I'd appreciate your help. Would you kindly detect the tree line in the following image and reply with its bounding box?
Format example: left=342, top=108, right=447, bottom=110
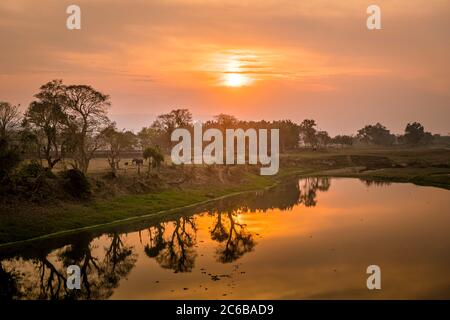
left=1, top=79, right=448, bottom=180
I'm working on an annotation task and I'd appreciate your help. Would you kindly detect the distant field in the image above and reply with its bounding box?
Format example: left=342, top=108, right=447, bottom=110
left=50, top=156, right=171, bottom=176
left=45, top=147, right=450, bottom=175
left=54, top=158, right=143, bottom=174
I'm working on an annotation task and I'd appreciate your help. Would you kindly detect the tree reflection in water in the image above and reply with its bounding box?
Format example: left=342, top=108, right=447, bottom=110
left=0, top=232, right=137, bottom=300
left=211, top=211, right=255, bottom=263
left=0, top=177, right=332, bottom=299
left=143, top=217, right=197, bottom=273
left=0, top=262, right=21, bottom=299
left=298, top=177, right=331, bottom=207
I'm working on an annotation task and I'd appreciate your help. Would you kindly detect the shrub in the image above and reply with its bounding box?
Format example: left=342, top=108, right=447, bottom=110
left=103, top=171, right=117, bottom=180
left=0, top=138, right=21, bottom=182
left=17, top=161, right=55, bottom=179
left=60, top=169, right=91, bottom=199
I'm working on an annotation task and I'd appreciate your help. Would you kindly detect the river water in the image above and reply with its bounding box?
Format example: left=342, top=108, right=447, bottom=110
left=1, top=178, right=449, bottom=299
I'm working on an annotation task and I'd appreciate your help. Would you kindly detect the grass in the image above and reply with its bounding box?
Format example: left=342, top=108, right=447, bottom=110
left=0, top=171, right=276, bottom=245
left=1, top=147, right=449, bottom=246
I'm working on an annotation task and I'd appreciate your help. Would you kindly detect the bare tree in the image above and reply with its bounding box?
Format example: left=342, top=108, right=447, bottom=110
left=101, top=123, right=136, bottom=173
left=64, top=84, right=111, bottom=173
left=0, top=101, right=21, bottom=139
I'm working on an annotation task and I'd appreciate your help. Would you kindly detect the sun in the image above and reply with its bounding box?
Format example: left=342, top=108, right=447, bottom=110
left=224, top=73, right=250, bottom=87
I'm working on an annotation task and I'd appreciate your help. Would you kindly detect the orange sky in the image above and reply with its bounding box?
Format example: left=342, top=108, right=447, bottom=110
left=1, top=0, right=449, bottom=135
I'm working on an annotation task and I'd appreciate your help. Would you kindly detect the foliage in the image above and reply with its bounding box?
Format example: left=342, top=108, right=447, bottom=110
left=332, top=135, right=354, bottom=147
left=101, top=123, right=136, bottom=172
left=149, top=109, right=193, bottom=151
left=357, top=123, right=395, bottom=146
left=316, top=130, right=331, bottom=147
left=59, top=169, right=91, bottom=198
left=0, top=138, right=21, bottom=183
left=403, top=122, right=433, bottom=146
left=23, top=80, right=68, bottom=169
left=17, top=161, right=55, bottom=179
left=143, top=146, right=165, bottom=172
left=299, top=119, right=318, bottom=147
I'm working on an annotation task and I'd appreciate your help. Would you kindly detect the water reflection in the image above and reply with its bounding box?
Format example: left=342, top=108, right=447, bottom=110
left=298, top=177, right=330, bottom=207
left=1, top=177, right=328, bottom=299
left=0, top=232, right=137, bottom=300
left=143, top=217, right=197, bottom=273
left=1, top=177, right=449, bottom=300
left=211, top=212, right=255, bottom=263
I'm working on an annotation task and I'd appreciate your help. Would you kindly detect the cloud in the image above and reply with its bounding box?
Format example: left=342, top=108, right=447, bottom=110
left=0, top=0, right=449, bottom=134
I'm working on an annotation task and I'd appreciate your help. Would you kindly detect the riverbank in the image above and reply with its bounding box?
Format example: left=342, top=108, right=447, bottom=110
left=1, top=147, right=449, bottom=245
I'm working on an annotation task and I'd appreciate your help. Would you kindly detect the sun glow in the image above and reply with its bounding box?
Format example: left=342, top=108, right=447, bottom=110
left=224, top=73, right=251, bottom=87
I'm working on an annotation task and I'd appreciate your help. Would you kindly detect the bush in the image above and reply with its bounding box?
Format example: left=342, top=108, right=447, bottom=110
left=17, top=161, right=55, bottom=179
left=103, top=171, right=117, bottom=180
left=0, top=138, right=21, bottom=182
left=60, top=169, right=91, bottom=199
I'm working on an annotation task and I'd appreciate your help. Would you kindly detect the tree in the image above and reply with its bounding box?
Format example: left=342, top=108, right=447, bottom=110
left=0, top=102, right=21, bottom=139
left=64, top=84, right=111, bottom=173
left=137, top=126, right=159, bottom=150
left=0, top=138, right=21, bottom=185
left=403, top=122, right=432, bottom=146
left=150, top=109, right=192, bottom=151
left=23, top=80, right=68, bottom=169
left=213, top=114, right=238, bottom=129
left=299, top=119, right=318, bottom=148
left=316, top=130, right=331, bottom=147
left=101, top=123, right=136, bottom=173
left=143, top=146, right=164, bottom=173
left=357, top=123, right=395, bottom=146
left=152, top=109, right=192, bottom=132
left=272, top=120, right=300, bottom=152
left=333, top=135, right=354, bottom=147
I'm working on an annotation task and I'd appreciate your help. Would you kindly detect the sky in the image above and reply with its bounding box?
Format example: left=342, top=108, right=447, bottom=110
left=0, top=0, right=449, bottom=135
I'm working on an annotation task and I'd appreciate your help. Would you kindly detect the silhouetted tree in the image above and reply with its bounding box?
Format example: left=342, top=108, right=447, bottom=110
left=137, top=126, right=160, bottom=150
left=316, top=130, right=331, bottom=147
left=143, top=146, right=164, bottom=173
left=299, top=119, right=318, bottom=148
left=333, top=135, right=354, bottom=147
left=64, top=84, right=111, bottom=172
left=357, top=123, right=395, bottom=146
left=23, top=80, right=68, bottom=169
left=403, top=122, right=432, bottom=146
left=150, top=109, right=193, bottom=152
left=0, top=138, right=21, bottom=186
left=0, top=102, right=21, bottom=139
left=273, top=120, right=300, bottom=152
left=101, top=123, right=136, bottom=173
left=213, top=114, right=238, bottom=129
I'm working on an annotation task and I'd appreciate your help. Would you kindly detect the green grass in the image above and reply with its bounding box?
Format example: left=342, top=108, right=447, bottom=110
left=1, top=147, right=449, bottom=246
left=0, top=172, right=275, bottom=245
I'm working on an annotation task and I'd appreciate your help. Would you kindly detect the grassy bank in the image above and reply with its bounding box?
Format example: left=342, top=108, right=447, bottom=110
left=281, top=147, right=450, bottom=190
left=0, top=170, right=279, bottom=245
left=1, top=147, right=449, bottom=245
